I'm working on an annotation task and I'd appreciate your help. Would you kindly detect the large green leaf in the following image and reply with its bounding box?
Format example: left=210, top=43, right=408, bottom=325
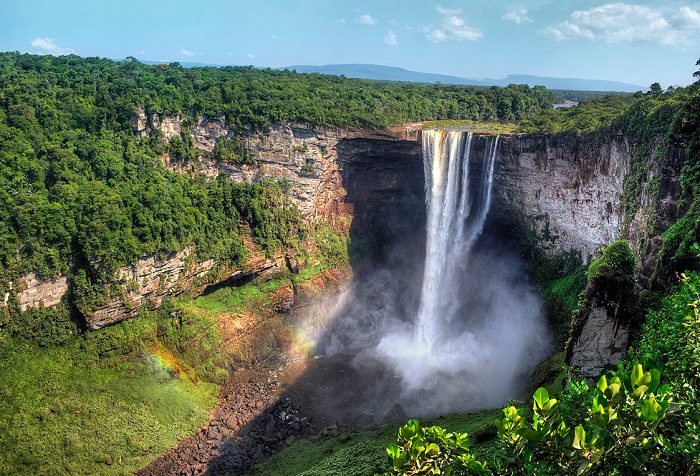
left=533, top=387, right=550, bottom=409
left=631, top=364, right=644, bottom=386
left=573, top=424, right=586, bottom=450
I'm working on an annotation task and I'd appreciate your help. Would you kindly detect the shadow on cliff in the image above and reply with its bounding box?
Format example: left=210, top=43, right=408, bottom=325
left=204, top=136, right=427, bottom=474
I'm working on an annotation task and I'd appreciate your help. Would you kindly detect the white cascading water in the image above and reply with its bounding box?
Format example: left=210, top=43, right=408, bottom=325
left=374, top=129, right=524, bottom=394
left=416, top=130, right=499, bottom=349
left=298, top=128, right=550, bottom=418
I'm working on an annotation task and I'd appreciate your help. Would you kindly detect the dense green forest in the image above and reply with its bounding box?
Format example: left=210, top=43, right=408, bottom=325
left=549, top=89, right=630, bottom=104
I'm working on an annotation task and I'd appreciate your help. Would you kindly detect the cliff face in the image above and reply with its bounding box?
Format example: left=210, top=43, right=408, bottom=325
left=336, top=137, right=425, bottom=261
left=10, top=115, right=685, bottom=348
left=491, top=134, right=686, bottom=274
left=492, top=135, right=631, bottom=259
left=17, top=274, right=69, bottom=311
left=136, top=110, right=419, bottom=220
left=9, top=116, right=421, bottom=329
left=627, top=143, right=687, bottom=287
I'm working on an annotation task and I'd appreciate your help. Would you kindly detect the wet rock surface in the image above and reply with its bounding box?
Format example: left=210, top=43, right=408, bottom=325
left=137, top=364, right=315, bottom=476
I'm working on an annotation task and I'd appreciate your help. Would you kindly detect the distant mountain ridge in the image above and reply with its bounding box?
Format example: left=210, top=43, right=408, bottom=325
left=283, top=64, right=643, bottom=92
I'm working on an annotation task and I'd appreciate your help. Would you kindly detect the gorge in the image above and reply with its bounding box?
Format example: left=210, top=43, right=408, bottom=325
left=132, top=118, right=687, bottom=474
left=1, top=54, right=698, bottom=476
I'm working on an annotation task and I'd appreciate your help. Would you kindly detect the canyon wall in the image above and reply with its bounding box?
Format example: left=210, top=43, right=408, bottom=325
left=10, top=113, right=686, bottom=356
left=7, top=115, right=421, bottom=329
left=488, top=133, right=686, bottom=377
left=492, top=135, right=631, bottom=259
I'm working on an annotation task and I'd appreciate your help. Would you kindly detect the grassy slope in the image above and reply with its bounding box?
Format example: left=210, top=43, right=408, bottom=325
left=253, top=410, right=502, bottom=476
left=0, top=237, right=346, bottom=476
left=0, top=279, right=282, bottom=475
left=0, top=336, right=218, bottom=475
left=0, top=279, right=275, bottom=475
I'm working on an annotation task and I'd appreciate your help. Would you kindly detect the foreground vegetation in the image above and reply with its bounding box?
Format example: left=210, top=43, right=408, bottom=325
left=380, top=271, right=700, bottom=475
left=0, top=308, right=222, bottom=475
left=254, top=410, right=502, bottom=476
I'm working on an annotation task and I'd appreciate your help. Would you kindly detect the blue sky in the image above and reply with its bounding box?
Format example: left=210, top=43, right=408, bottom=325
left=2, top=0, right=700, bottom=87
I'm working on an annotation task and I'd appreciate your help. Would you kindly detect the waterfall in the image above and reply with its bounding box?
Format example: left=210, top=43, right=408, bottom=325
left=308, top=127, right=550, bottom=413
left=415, top=130, right=500, bottom=349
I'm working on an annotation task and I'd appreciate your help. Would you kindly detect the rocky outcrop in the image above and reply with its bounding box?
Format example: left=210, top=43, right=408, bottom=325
left=568, top=301, right=631, bottom=379
left=17, top=273, right=68, bottom=311
left=135, top=110, right=418, bottom=220
left=132, top=107, right=182, bottom=141
left=88, top=245, right=285, bottom=330
left=493, top=135, right=631, bottom=259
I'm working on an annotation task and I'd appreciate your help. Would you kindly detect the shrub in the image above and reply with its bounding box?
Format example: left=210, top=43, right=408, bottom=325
left=383, top=365, right=672, bottom=475
left=630, top=272, right=700, bottom=373
left=5, top=305, right=79, bottom=347
left=630, top=272, right=700, bottom=470
left=586, top=240, right=635, bottom=283
left=212, top=136, right=254, bottom=164
left=380, top=419, right=489, bottom=475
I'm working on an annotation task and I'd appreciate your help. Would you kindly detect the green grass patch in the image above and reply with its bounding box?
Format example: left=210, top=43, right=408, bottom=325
left=176, top=276, right=287, bottom=318
left=0, top=338, right=218, bottom=475
left=253, top=409, right=502, bottom=476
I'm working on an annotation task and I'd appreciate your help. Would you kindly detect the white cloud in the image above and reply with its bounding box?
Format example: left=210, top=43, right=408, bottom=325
left=426, top=28, right=448, bottom=42
left=673, top=5, right=700, bottom=28
left=247, top=53, right=256, bottom=59
left=425, top=6, right=483, bottom=42
left=269, top=34, right=278, bottom=39
left=502, top=7, right=532, bottom=25
left=357, top=14, right=378, bottom=26
left=180, top=49, right=196, bottom=57
left=337, top=18, right=347, bottom=24
left=539, top=3, right=700, bottom=47
left=384, top=31, right=399, bottom=46
left=30, top=37, right=75, bottom=55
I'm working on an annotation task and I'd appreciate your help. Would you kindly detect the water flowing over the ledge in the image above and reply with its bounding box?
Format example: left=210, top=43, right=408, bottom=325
left=416, top=130, right=500, bottom=349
